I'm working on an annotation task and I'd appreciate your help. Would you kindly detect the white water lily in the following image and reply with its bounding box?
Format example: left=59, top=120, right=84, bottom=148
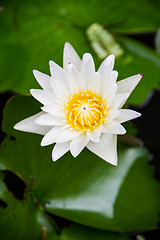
left=14, top=42, right=142, bottom=166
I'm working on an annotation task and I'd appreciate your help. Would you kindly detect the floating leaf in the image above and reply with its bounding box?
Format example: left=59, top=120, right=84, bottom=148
left=61, top=224, right=131, bottom=240
left=116, top=36, right=160, bottom=105
left=0, top=178, right=59, bottom=240
left=0, top=95, right=160, bottom=232
left=155, top=27, right=160, bottom=53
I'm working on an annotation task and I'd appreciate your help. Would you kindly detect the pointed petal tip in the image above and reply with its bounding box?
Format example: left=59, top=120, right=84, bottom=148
left=13, top=121, right=26, bottom=131
left=130, top=111, right=141, bottom=120
left=137, top=112, right=141, bottom=118
left=106, top=54, right=115, bottom=63
left=40, top=140, right=45, bottom=147
left=121, top=129, right=127, bottom=135
left=103, top=155, right=118, bottom=167
left=49, top=60, right=53, bottom=66
left=40, top=137, right=49, bottom=146
left=134, top=73, right=144, bottom=81
left=98, top=54, right=115, bottom=72
left=40, top=141, right=49, bottom=147
left=52, top=142, right=70, bottom=162
left=52, top=152, right=63, bottom=162
left=112, top=161, right=118, bottom=167
left=30, top=89, right=34, bottom=94
left=52, top=156, right=58, bottom=162
left=82, top=53, right=93, bottom=63
left=63, top=42, right=81, bottom=70
left=140, top=73, right=144, bottom=78
left=108, top=54, right=115, bottom=59
left=32, top=69, right=39, bottom=78
left=64, top=42, right=71, bottom=53
left=135, top=73, right=144, bottom=82
left=70, top=151, right=77, bottom=158
left=64, top=41, right=71, bottom=49
left=139, top=74, right=144, bottom=81
left=13, top=123, right=19, bottom=130
left=13, top=123, right=22, bottom=133
left=107, top=154, right=118, bottom=167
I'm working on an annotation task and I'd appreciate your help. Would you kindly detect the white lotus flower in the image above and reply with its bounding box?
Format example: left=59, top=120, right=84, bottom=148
left=14, top=42, right=142, bottom=166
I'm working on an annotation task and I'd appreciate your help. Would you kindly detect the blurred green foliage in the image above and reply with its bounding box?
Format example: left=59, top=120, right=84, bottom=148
left=0, top=0, right=160, bottom=104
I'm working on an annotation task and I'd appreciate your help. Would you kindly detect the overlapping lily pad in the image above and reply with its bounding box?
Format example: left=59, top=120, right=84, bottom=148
left=0, top=178, right=60, bottom=240
left=60, top=224, right=131, bottom=240
left=0, top=95, right=160, bottom=234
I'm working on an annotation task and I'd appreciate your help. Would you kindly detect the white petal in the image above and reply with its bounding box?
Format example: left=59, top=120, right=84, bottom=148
left=89, top=72, right=101, bottom=95
left=106, top=109, right=119, bottom=122
left=30, top=89, right=55, bottom=105
left=86, top=131, right=101, bottom=142
left=98, top=54, right=115, bottom=73
left=63, top=42, right=81, bottom=70
left=111, top=93, right=129, bottom=110
left=110, top=70, right=118, bottom=82
left=94, top=123, right=104, bottom=133
left=117, top=74, right=143, bottom=95
left=55, top=127, right=82, bottom=143
left=50, top=77, right=70, bottom=101
left=99, top=67, right=118, bottom=101
left=70, top=134, right=89, bottom=157
left=98, top=56, right=117, bottom=99
left=103, top=83, right=117, bottom=107
left=49, top=60, right=65, bottom=81
left=86, top=127, right=102, bottom=142
left=33, top=70, right=51, bottom=91
left=81, top=53, right=95, bottom=88
left=35, top=113, right=64, bottom=126
left=99, top=69, right=118, bottom=94
left=66, top=64, right=84, bottom=93
left=103, top=121, right=126, bottom=135
left=41, top=126, right=61, bottom=146
left=14, top=112, right=51, bottom=135
left=41, top=103, right=65, bottom=118
left=87, top=134, right=117, bottom=166
left=115, top=109, right=141, bottom=123
left=52, top=142, right=70, bottom=161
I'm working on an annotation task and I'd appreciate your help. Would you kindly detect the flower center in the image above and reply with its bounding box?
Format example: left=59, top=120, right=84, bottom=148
left=64, top=91, right=108, bottom=132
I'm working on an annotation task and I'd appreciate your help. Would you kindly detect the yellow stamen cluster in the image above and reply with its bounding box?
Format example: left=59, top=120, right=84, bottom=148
left=64, top=91, right=108, bottom=132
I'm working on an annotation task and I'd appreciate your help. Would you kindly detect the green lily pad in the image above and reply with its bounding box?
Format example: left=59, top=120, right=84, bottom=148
left=0, top=95, right=160, bottom=232
left=155, top=28, right=160, bottom=53
left=116, top=36, right=160, bottom=105
left=0, top=178, right=60, bottom=240
left=61, top=224, right=131, bottom=240
left=2, top=0, right=159, bottom=32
